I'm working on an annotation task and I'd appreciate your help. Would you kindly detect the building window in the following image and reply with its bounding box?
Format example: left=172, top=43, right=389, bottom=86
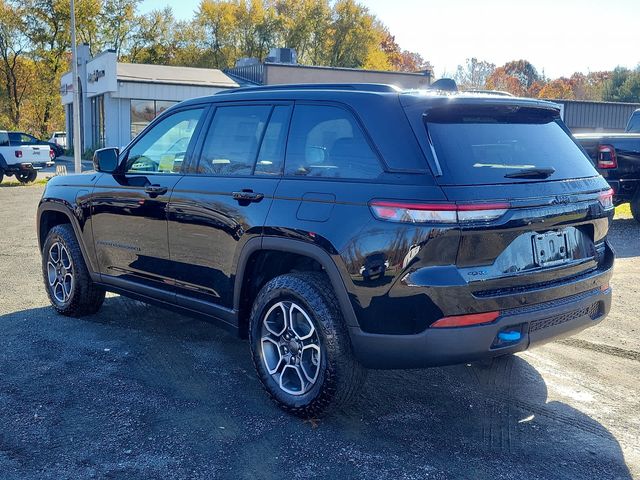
left=91, top=95, right=105, bottom=149
left=130, top=99, right=178, bottom=139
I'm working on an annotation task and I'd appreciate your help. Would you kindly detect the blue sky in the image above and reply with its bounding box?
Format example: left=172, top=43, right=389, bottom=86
left=140, top=0, right=639, bottom=79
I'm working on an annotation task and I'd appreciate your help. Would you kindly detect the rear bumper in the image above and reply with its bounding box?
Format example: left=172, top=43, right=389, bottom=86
left=350, top=286, right=611, bottom=369
left=2, top=161, right=53, bottom=172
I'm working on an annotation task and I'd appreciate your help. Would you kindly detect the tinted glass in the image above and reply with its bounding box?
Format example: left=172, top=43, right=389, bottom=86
left=0, top=132, right=8, bottom=147
left=284, top=105, right=382, bottom=179
left=255, top=106, right=291, bottom=176
left=626, top=111, right=640, bottom=133
left=125, top=108, right=204, bottom=174
left=426, top=107, right=598, bottom=185
left=131, top=100, right=155, bottom=138
left=198, top=105, right=271, bottom=176
left=7, top=132, right=20, bottom=145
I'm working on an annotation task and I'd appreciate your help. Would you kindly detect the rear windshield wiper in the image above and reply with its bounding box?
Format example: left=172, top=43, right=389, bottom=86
left=504, top=167, right=555, bottom=179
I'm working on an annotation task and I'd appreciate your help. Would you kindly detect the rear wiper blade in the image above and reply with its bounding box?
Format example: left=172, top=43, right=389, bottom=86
left=504, top=167, right=555, bottom=179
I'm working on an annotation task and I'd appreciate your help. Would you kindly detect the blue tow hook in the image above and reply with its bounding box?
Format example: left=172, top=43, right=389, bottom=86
left=497, top=330, right=521, bottom=342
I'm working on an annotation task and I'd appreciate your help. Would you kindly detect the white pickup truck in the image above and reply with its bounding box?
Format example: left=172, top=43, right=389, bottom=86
left=0, top=130, right=55, bottom=183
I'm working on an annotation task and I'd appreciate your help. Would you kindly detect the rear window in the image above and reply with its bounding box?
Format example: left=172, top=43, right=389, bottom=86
left=425, top=107, right=598, bottom=185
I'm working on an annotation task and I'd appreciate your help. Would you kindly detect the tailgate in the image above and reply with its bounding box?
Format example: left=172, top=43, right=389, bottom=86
left=440, top=177, right=612, bottom=294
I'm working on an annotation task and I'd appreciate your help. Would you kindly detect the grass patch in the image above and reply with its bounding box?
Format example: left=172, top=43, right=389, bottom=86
left=615, top=203, right=632, bottom=219
left=0, top=178, right=49, bottom=188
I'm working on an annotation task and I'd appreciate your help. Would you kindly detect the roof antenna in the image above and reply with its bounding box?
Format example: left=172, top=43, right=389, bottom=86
left=430, top=78, right=458, bottom=92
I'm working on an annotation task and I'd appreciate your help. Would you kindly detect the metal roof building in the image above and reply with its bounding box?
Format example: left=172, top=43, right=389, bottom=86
left=553, top=99, right=640, bottom=132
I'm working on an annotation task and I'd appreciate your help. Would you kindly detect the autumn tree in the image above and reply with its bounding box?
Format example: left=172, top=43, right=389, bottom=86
left=100, top=0, right=141, bottom=59
left=454, top=57, right=495, bottom=90
left=538, top=78, right=574, bottom=99
left=602, top=66, right=640, bottom=103
left=0, top=0, right=31, bottom=127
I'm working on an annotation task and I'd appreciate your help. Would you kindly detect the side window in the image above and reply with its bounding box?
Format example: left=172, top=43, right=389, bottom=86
left=255, top=105, right=291, bottom=176
left=284, top=105, right=383, bottom=179
left=125, top=108, right=204, bottom=174
left=8, top=132, right=20, bottom=145
left=198, top=105, right=271, bottom=176
left=0, top=132, right=8, bottom=147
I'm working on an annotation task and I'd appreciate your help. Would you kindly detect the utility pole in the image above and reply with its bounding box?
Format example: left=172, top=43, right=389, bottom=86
left=70, top=0, right=81, bottom=173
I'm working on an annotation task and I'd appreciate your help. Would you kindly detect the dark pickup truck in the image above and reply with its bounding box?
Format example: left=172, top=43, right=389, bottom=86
left=575, top=109, right=640, bottom=222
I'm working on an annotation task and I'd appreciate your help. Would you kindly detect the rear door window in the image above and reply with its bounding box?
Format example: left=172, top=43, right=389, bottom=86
left=425, top=107, right=598, bottom=185
left=284, top=104, right=383, bottom=179
left=198, top=105, right=271, bottom=176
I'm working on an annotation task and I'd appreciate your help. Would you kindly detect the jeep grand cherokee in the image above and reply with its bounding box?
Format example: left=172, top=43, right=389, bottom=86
left=37, top=83, right=614, bottom=417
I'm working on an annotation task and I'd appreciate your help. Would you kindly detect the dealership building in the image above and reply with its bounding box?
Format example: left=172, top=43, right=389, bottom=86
left=60, top=45, right=239, bottom=152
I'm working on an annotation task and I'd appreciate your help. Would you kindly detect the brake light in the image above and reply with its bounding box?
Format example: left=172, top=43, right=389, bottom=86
left=431, top=311, right=500, bottom=328
left=15, top=150, right=22, bottom=158
left=369, top=200, right=509, bottom=224
left=49, top=148, right=54, bottom=160
left=598, top=188, right=614, bottom=210
left=597, top=145, right=617, bottom=169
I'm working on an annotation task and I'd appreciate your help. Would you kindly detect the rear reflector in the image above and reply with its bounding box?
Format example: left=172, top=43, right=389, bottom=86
left=597, top=145, right=617, bottom=169
left=369, top=200, right=509, bottom=224
left=431, top=311, right=500, bottom=328
left=598, top=188, right=614, bottom=210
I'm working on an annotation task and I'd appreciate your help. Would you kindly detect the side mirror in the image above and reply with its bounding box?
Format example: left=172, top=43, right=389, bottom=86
left=93, top=147, right=119, bottom=173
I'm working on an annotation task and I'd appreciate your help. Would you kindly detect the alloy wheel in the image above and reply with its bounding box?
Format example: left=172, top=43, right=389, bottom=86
left=46, top=241, right=74, bottom=304
left=260, top=301, right=322, bottom=396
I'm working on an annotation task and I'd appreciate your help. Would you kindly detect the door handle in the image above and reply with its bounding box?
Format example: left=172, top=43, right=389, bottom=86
left=144, top=184, right=168, bottom=196
left=232, top=190, right=264, bottom=203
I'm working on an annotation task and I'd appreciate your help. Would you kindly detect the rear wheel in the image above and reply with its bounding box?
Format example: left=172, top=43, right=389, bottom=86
left=0, top=172, right=3, bottom=184
left=15, top=170, right=37, bottom=183
left=249, top=272, right=366, bottom=418
left=42, top=224, right=105, bottom=316
left=631, top=194, right=640, bottom=223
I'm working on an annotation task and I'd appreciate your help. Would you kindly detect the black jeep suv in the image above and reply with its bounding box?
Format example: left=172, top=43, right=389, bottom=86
left=37, top=84, right=614, bottom=417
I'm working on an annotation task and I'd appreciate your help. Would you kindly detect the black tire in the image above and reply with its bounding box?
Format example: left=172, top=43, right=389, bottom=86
left=631, top=195, right=640, bottom=223
left=249, top=272, right=367, bottom=418
left=0, top=172, right=3, bottom=184
left=15, top=170, right=37, bottom=183
left=42, top=224, right=105, bottom=316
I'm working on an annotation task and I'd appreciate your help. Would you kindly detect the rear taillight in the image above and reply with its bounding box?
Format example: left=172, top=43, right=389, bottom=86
left=597, top=144, right=617, bottom=169
left=369, top=200, right=509, bottom=224
left=431, top=311, right=500, bottom=328
left=49, top=148, right=54, bottom=160
left=15, top=150, right=22, bottom=158
left=598, top=188, right=614, bottom=210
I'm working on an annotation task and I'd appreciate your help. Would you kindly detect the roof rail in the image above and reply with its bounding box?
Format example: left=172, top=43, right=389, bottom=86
left=219, top=83, right=402, bottom=94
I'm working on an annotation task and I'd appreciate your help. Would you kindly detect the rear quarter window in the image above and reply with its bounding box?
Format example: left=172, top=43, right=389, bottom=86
left=284, top=104, right=383, bottom=180
left=425, top=107, right=598, bottom=185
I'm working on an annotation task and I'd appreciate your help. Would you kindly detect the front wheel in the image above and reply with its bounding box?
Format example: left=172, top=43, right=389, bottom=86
left=249, top=272, right=366, bottom=418
left=42, top=224, right=105, bottom=316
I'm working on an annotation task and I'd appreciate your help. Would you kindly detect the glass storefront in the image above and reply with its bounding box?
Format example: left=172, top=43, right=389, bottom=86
left=130, top=99, right=178, bottom=139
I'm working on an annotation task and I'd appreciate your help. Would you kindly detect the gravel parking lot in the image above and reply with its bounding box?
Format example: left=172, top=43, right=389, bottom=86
left=0, top=183, right=638, bottom=480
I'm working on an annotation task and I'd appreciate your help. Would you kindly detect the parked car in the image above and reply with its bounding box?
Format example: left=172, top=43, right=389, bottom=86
left=574, top=111, right=640, bottom=222
left=0, top=130, right=54, bottom=183
left=37, top=83, right=614, bottom=417
left=10, top=131, right=64, bottom=159
left=48, top=131, right=67, bottom=149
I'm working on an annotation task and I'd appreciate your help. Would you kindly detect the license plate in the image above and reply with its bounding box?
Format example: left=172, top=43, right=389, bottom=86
left=532, top=231, right=569, bottom=267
